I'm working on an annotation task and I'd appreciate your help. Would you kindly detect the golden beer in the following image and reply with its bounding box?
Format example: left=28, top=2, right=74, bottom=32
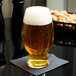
left=22, top=6, right=54, bottom=68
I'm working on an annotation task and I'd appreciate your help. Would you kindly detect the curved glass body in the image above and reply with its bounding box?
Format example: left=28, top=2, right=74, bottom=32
left=22, top=23, right=54, bottom=68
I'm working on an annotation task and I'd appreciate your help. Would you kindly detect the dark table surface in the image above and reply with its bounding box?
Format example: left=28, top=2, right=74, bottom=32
left=0, top=18, right=76, bottom=76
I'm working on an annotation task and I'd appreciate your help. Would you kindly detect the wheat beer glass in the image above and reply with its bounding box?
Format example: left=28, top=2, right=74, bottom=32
left=22, top=6, right=54, bottom=68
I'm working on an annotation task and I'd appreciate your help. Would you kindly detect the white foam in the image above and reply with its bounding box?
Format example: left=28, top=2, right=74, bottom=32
left=23, top=6, right=52, bottom=26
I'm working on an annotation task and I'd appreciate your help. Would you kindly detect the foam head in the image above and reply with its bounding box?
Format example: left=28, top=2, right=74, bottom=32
left=23, top=6, right=52, bottom=25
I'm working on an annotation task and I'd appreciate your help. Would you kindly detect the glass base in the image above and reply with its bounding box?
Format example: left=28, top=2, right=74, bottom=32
left=27, top=54, right=49, bottom=69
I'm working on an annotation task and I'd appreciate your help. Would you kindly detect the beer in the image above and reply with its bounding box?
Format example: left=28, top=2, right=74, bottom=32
left=22, top=6, right=54, bottom=68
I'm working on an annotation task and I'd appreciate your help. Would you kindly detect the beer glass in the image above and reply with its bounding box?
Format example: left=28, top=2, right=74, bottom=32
left=22, top=6, right=54, bottom=68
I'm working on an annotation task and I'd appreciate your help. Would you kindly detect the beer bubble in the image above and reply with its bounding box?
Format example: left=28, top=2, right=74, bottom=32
left=23, top=6, right=52, bottom=26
